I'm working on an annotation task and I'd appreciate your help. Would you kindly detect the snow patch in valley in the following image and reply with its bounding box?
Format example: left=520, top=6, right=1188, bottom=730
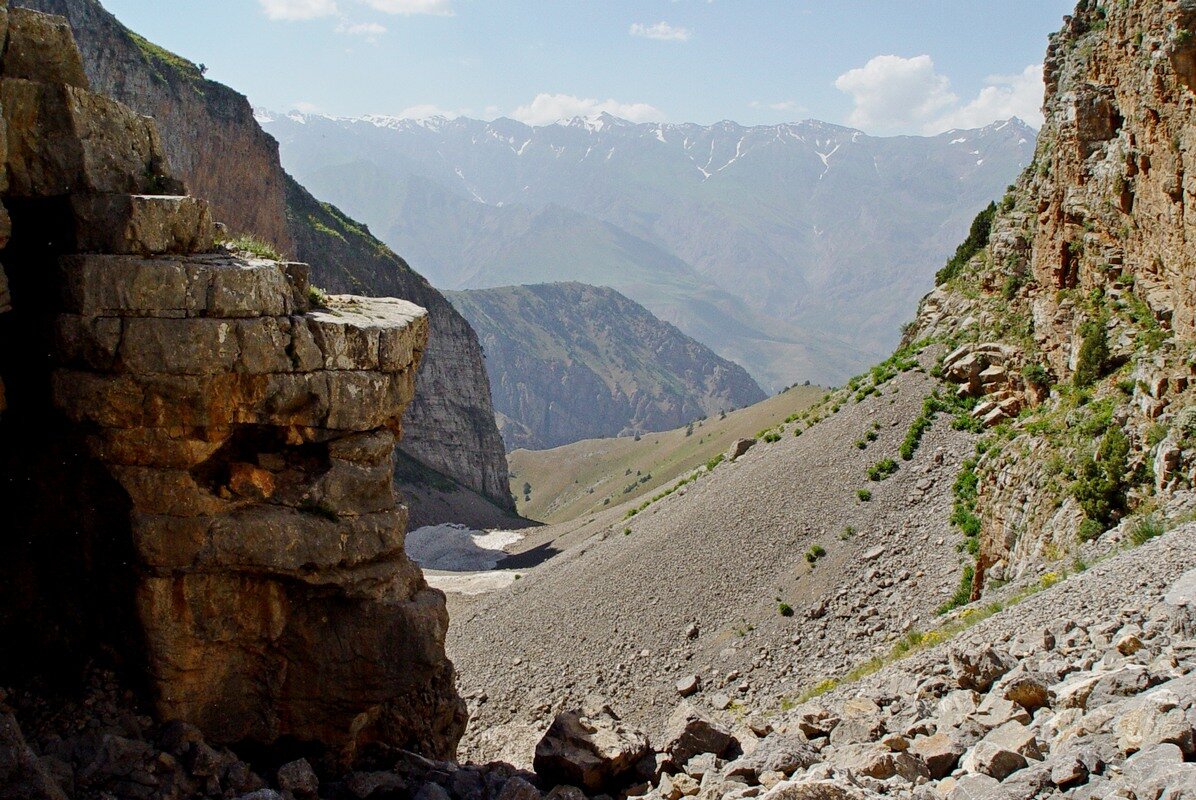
left=406, top=524, right=524, bottom=572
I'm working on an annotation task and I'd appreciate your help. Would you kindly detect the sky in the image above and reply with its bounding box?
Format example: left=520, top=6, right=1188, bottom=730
left=104, top=0, right=1077, bottom=136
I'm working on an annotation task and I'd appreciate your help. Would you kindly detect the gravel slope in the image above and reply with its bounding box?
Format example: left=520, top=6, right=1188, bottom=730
left=450, top=359, right=980, bottom=764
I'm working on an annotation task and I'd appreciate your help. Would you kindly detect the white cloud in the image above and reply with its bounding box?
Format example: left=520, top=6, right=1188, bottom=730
left=336, top=20, right=387, bottom=41
left=629, top=21, right=692, bottom=41
left=511, top=93, right=665, bottom=126
left=931, top=64, right=1045, bottom=132
left=362, top=0, right=453, bottom=15
left=259, top=0, right=338, bottom=20
left=835, top=55, right=956, bottom=136
left=835, top=55, right=1045, bottom=136
left=293, top=101, right=321, bottom=113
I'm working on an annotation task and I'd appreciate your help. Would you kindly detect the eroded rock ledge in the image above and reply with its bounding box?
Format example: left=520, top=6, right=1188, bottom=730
left=0, top=1, right=465, bottom=762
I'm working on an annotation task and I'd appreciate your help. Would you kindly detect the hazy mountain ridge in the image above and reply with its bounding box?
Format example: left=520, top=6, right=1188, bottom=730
left=262, top=111, right=1035, bottom=387
left=446, top=282, right=767, bottom=451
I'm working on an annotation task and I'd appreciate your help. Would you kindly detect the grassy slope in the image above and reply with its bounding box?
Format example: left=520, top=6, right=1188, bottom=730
left=509, top=384, right=824, bottom=523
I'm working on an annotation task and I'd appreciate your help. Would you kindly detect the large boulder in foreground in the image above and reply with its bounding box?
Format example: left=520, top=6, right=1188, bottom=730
left=533, top=708, right=652, bottom=793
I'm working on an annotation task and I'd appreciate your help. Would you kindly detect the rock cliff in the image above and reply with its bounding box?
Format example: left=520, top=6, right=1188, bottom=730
left=906, top=0, right=1196, bottom=596
left=18, top=0, right=515, bottom=513
left=447, top=283, right=767, bottom=451
left=0, top=3, right=464, bottom=762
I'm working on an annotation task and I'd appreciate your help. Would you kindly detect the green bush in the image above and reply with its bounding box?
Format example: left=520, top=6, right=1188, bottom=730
left=938, top=564, right=975, bottom=614
left=1073, top=427, right=1130, bottom=527
left=935, top=202, right=997, bottom=285
left=1074, top=320, right=1109, bottom=387
left=857, top=489, right=872, bottom=502
left=1077, top=518, right=1105, bottom=542
left=778, top=603, right=794, bottom=617
left=805, top=544, right=827, bottom=565
left=868, top=458, right=898, bottom=481
left=1130, top=514, right=1165, bottom=546
left=1021, top=362, right=1052, bottom=390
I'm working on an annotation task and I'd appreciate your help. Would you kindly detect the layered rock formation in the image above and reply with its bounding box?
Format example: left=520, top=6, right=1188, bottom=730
left=907, top=0, right=1196, bottom=595
left=0, top=2, right=463, bottom=762
left=18, top=0, right=514, bottom=513
left=447, top=283, right=767, bottom=451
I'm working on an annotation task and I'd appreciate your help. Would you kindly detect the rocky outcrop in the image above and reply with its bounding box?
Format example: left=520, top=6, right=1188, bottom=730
left=17, top=0, right=292, bottom=254
left=286, top=177, right=513, bottom=509
left=447, top=283, right=767, bottom=451
left=906, top=0, right=1196, bottom=592
left=0, top=3, right=464, bottom=762
left=18, top=0, right=515, bottom=513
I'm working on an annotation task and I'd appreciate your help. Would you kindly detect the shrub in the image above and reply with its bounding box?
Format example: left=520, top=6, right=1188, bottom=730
left=936, top=202, right=997, bottom=285
left=1021, top=362, right=1052, bottom=390
left=1074, top=320, right=1109, bottom=387
left=1130, top=514, right=1165, bottom=546
left=857, top=489, right=872, bottom=502
left=868, top=458, right=898, bottom=481
left=307, top=284, right=330, bottom=308
left=705, top=454, right=725, bottom=472
left=1073, top=427, right=1131, bottom=527
left=805, top=544, right=826, bottom=564
left=1077, top=518, right=1105, bottom=542
left=224, top=234, right=281, bottom=261
left=778, top=603, right=794, bottom=617
left=937, top=564, right=975, bottom=614
left=763, top=432, right=782, bottom=443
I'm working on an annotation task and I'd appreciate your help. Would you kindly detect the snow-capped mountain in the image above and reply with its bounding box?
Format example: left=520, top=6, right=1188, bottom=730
left=260, top=111, right=1036, bottom=387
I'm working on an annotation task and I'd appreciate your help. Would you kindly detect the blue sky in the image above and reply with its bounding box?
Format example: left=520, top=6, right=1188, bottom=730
left=105, top=0, right=1076, bottom=134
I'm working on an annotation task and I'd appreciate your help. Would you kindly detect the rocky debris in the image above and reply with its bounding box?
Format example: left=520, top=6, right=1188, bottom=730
left=1, top=664, right=551, bottom=800
left=533, top=707, right=652, bottom=793
left=454, top=362, right=979, bottom=762
left=0, top=1, right=465, bottom=768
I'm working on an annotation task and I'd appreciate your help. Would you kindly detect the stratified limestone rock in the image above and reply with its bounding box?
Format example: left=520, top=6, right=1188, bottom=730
left=50, top=258, right=466, bottom=758
left=0, top=1, right=466, bottom=763
left=70, top=193, right=215, bottom=254
left=2, top=78, right=180, bottom=197
left=2, top=7, right=85, bottom=88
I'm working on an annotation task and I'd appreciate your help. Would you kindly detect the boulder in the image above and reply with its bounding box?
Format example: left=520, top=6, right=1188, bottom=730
left=950, top=646, right=1015, bottom=692
left=961, top=741, right=1027, bottom=781
left=533, top=709, right=652, bottom=793
left=724, top=733, right=818, bottom=780
left=661, top=702, right=740, bottom=768
left=909, top=732, right=965, bottom=779
left=345, top=772, right=406, bottom=799
left=727, top=438, right=756, bottom=461
left=70, top=194, right=217, bottom=256
left=496, top=776, right=542, bottom=800
left=676, top=675, right=700, bottom=698
left=276, top=759, right=318, bottom=800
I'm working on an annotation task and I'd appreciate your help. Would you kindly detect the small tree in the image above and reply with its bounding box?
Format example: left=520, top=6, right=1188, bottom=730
left=1074, top=320, right=1109, bottom=387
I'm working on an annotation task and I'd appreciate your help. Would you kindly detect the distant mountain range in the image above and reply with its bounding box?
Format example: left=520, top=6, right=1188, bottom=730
left=260, top=111, right=1035, bottom=387
left=446, top=283, right=766, bottom=451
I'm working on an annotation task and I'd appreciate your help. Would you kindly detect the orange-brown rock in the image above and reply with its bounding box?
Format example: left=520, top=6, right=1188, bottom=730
left=0, top=3, right=466, bottom=763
